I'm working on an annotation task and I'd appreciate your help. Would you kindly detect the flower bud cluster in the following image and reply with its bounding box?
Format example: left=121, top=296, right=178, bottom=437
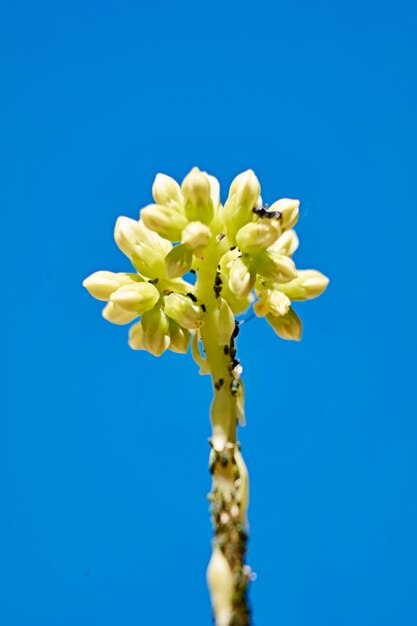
left=83, top=168, right=329, bottom=353
left=83, top=218, right=196, bottom=356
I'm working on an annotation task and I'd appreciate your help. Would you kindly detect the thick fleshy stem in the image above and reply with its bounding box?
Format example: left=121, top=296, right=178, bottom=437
left=207, top=438, right=251, bottom=626
left=196, top=236, right=251, bottom=626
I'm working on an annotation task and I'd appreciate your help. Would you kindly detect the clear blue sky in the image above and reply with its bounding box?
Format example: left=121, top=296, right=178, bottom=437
left=1, top=1, right=417, bottom=625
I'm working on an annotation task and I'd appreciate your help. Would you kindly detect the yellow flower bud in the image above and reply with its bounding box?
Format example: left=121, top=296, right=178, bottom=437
left=110, top=282, right=159, bottom=313
left=269, top=289, right=291, bottom=315
left=181, top=167, right=214, bottom=225
left=255, top=288, right=290, bottom=318
left=115, top=217, right=171, bottom=266
left=141, top=308, right=170, bottom=356
left=229, top=169, right=260, bottom=208
left=269, top=229, right=299, bottom=257
left=168, top=319, right=190, bottom=354
left=268, top=198, right=300, bottom=230
left=207, top=547, right=234, bottom=626
left=152, top=173, right=184, bottom=209
left=114, top=216, right=143, bottom=260
left=222, top=170, right=261, bottom=240
left=164, top=293, right=204, bottom=330
left=205, top=173, right=220, bottom=210
left=131, top=242, right=158, bottom=278
left=236, top=221, right=280, bottom=254
left=228, top=256, right=255, bottom=298
left=255, top=251, right=297, bottom=283
left=140, top=204, right=187, bottom=241
left=83, top=271, right=139, bottom=301
left=101, top=301, right=139, bottom=325
left=266, top=308, right=302, bottom=341
left=278, top=269, right=329, bottom=300
left=182, top=221, right=211, bottom=255
left=164, top=244, right=193, bottom=278
left=218, top=249, right=254, bottom=312
left=128, top=321, right=144, bottom=350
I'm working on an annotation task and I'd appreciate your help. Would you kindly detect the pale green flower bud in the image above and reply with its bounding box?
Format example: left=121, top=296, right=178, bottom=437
left=115, top=218, right=171, bottom=268
left=182, top=167, right=214, bottom=225
left=191, top=331, right=210, bottom=375
left=164, top=293, right=204, bottom=330
left=168, top=319, right=190, bottom=354
left=141, top=204, right=187, bottom=241
left=268, top=289, right=291, bottom=316
left=254, top=288, right=290, bottom=318
left=216, top=298, right=235, bottom=345
left=236, top=221, right=280, bottom=254
left=101, top=301, right=139, bottom=325
left=114, top=216, right=143, bottom=260
left=131, top=242, right=159, bottom=278
left=278, top=269, right=329, bottom=300
left=229, top=169, right=260, bottom=209
left=152, top=173, right=184, bottom=209
left=141, top=308, right=170, bottom=356
left=110, top=282, right=159, bottom=313
left=207, top=547, right=234, bottom=626
left=182, top=221, right=211, bottom=257
left=222, top=170, right=261, bottom=240
left=83, top=271, right=140, bottom=301
left=205, top=173, right=220, bottom=210
left=255, top=251, right=297, bottom=283
left=266, top=308, right=302, bottom=341
left=228, top=256, right=255, bottom=298
left=164, top=244, right=193, bottom=278
left=269, top=229, right=299, bottom=257
left=128, top=321, right=144, bottom=350
left=268, top=198, right=300, bottom=230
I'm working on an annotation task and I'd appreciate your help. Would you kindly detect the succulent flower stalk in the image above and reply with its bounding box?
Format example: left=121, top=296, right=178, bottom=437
left=83, top=168, right=329, bottom=626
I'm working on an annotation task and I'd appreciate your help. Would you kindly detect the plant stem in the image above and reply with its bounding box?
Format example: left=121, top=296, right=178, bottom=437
left=196, top=235, right=251, bottom=626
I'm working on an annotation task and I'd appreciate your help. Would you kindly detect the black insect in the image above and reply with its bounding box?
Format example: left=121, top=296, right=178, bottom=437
left=252, top=203, right=282, bottom=220
left=223, top=345, right=229, bottom=355
left=232, top=321, right=240, bottom=339
left=214, top=272, right=223, bottom=298
left=186, top=292, right=198, bottom=302
left=201, top=304, right=206, bottom=312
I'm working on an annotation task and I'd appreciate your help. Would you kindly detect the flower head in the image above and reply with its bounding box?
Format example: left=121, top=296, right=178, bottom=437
left=83, top=167, right=329, bottom=354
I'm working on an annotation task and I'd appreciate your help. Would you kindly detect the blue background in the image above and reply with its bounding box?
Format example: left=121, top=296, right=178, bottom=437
left=2, top=1, right=417, bottom=624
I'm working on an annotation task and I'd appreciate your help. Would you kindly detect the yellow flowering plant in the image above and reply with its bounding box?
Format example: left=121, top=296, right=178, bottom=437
left=83, top=168, right=329, bottom=626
